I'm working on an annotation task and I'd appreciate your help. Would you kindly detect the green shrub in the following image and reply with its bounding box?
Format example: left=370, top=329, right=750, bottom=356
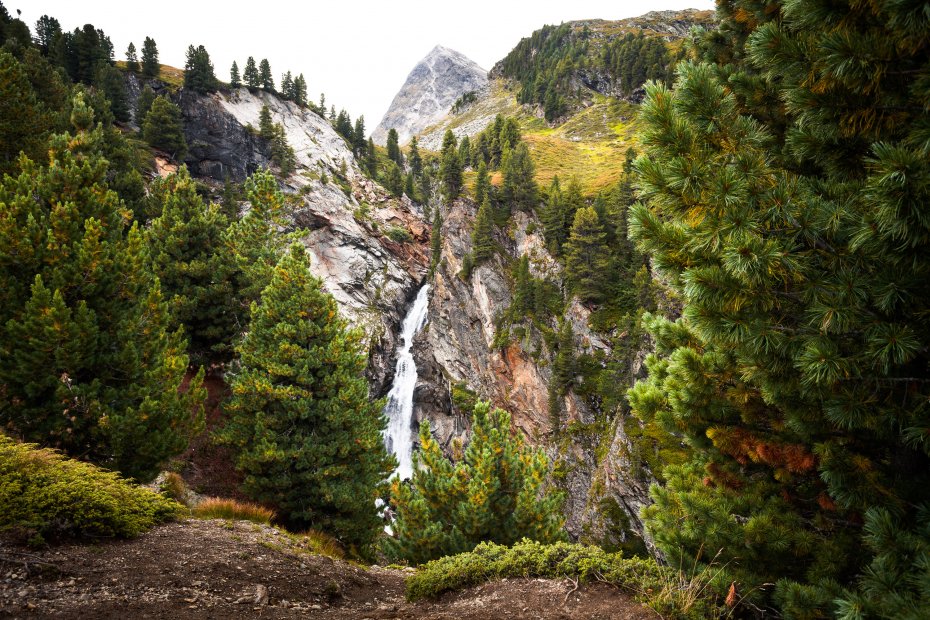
left=406, top=539, right=719, bottom=618
left=192, top=497, right=274, bottom=525
left=0, top=435, right=183, bottom=544
left=385, top=225, right=413, bottom=243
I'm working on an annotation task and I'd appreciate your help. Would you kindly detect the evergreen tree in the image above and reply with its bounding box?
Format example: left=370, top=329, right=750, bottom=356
left=280, top=71, right=293, bottom=99
left=0, top=51, right=46, bottom=175
left=183, top=44, right=217, bottom=94
left=512, top=254, right=533, bottom=316
left=34, top=15, right=62, bottom=56
left=564, top=206, right=610, bottom=305
left=439, top=146, right=462, bottom=200
left=258, top=58, right=273, bottom=91
left=627, top=1, right=930, bottom=615
left=293, top=73, right=307, bottom=107
left=94, top=63, right=129, bottom=123
left=145, top=167, right=239, bottom=363
left=125, top=42, right=138, bottom=73
left=365, top=137, right=377, bottom=175
left=258, top=103, right=274, bottom=139
left=457, top=135, right=471, bottom=168
left=0, top=97, right=204, bottom=481
left=471, top=198, right=495, bottom=264
left=404, top=171, right=416, bottom=201
left=221, top=175, right=239, bottom=220
left=221, top=244, right=394, bottom=548
left=384, top=161, right=404, bottom=197
left=541, top=177, right=563, bottom=253
left=243, top=56, right=259, bottom=89
left=140, top=36, right=158, bottom=78
left=474, top=160, right=490, bottom=205
left=440, top=128, right=457, bottom=159
left=229, top=60, right=240, bottom=88
left=352, top=116, right=366, bottom=155
left=386, top=127, right=403, bottom=167
left=134, top=84, right=155, bottom=126
left=408, top=136, right=423, bottom=177
left=500, top=142, right=537, bottom=213
left=386, top=401, right=565, bottom=564
left=143, top=96, right=187, bottom=160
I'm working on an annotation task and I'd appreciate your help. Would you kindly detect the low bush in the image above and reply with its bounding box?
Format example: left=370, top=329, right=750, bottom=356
left=406, top=539, right=719, bottom=619
left=385, top=226, right=413, bottom=243
left=192, top=497, right=274, bottom=525
left=0, top=435, right=182, bottom=545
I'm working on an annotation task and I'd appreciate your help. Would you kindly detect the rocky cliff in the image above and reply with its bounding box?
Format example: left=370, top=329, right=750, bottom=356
left=372, top=46, right=488, bottom=146
left=411, top=198, right=654, bottom=549
left=129, top=78, right=431, bottom=396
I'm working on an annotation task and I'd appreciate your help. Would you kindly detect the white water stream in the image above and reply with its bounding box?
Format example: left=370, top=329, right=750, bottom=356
left=382, top=284, right=430, bottom=480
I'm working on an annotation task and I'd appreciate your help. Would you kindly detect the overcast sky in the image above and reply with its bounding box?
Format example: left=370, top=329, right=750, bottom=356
left=15, top=0, right=714, bottom=129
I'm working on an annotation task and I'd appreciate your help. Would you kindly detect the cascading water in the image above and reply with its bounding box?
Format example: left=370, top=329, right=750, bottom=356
left=382, top=284, right=430, bottom=480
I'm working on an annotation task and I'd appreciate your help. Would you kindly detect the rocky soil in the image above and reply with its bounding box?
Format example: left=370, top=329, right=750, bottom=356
left=0, top=520, right=654, bottom=620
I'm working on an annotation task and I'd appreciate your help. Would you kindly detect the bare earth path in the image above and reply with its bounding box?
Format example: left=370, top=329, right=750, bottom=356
left=1, top=520, right=655, bottom=619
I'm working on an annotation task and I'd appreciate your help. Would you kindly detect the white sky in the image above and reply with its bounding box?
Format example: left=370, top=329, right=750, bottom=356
left=15, top=1, right=714, bottom=131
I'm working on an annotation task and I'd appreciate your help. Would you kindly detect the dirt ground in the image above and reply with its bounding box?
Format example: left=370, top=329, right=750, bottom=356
left=0, top=520, right=656, bottom=620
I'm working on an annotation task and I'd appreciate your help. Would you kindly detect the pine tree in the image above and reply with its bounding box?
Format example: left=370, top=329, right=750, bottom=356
left=280, top=71, right=293, bottom=100
left=34, top=15, right=62, bottom=56
left=404, top=171, right=416, bottom=201
left=229, top=60, right=240, bottom=88
left=94, top=64, right=129, bottom=123
left=541, top=177, right=564, bottom=254
left=258, top=58, right=273, bottom=91
left=512, top=254, right=533, bottom=316
left=471, top=198, right=495, bottom=264
left=293, top=74, right=307, bottom=107
left=258, top=104, right=274, bottom=140
left=221, top=175, right=239, bottom=220
left=243, top=56, right=259, bottom=89
left=145, top=167, right=240, bottom=363
left=439, top=146, right=462, bottom=200
left=408, top=136, right=423, bottom=177
left=135, top=84, right=155, bottom=126
left=500, top=142, right=537, bottom=213
left=386, top=127, right=403, bottom=167
left=140, top=36, right=158, bottom=78
left=385, top=161, right=404, bottom=197
left=0, top=97, right=204, bottom=481
left=440, top=129, right=457, bottom=159
left=564, top=207, right=610, bottom=305
left=221, top=244, right=394, bottom=548
left=457, top=135, right=471, bottom=169
left=143, top=96, right=187, bottom=160
left=352, top=116, right=366, bottom=155
left=0, top=51, right=46, bottom=175
left=385, top=401, right=565, bottom=564
left=627, top=1, right=930, bottom=615
left=183, top=45, right=217, bottom=94
left=125, top=42, right=138, bottom=73
left=365, top=137, right=378, bottom=175
left=474, top=160, right=490, bottom=205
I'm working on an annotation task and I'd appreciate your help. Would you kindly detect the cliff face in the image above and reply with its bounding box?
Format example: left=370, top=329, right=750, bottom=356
left=372, top=46, right=488, bottom=146
left=145, top=83, right=430, bottom=396
left=412, top=199, right=653, bottom=547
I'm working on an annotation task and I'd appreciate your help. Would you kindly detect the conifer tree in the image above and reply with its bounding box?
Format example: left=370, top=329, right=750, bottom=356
left=352, top=116, right=366, bottom=155
left=94, top=63, right=130, bottom=123
left=386, top=127, right=403, bottom=167
left=365, top=137, right=377, bottom=175
left=564, top=206, right=610, bottom=305
left=140, top=36, right=158, bottom=78
left=0, top=96, right=204, bottom=480
left=500, top=142, right=537, bottom=213
left=258, top=104, right=274, bottom=139
left=143, top=96, right=187, bottom=160
left=457, top=135, right=471, bottom=168
left=243, top=56, right=259, bottom=89
left=474, top=160, right=490, bottom=205
left=512, top=254, right=533, bottom=316
left=135, top=84, right=155, bottom=126
left=439, top=146, right=462, bottom=200
left=34, top=15, right=61, bottom=56
left=404, top=171, right=416, bottom=201
left=471, top=198, right=495, bottom=264
left=258, top=58, right=273, bottom=91
left=222, top=244, right=394, bottom=548
left=183, top=45, right=217, bottom=94
left=221, top=175, right=239, bottom=220
left=125, top=42, right=138, bottom=73
left=385, top=401, right=564, bottom=564
left=145, top=167, right=239, bottom=363
left=541, top=176, right=564, bottom=253
left=293, top=74, right=307, bottom=107
left=229, top=60, right=240, bottom=88
left=280, top=71, right=293, bottom=99
left=0, top=50, right=46, bottom=174
left=628, top=1, right=930, bottom=615
left=440, top=128, right=457, bottom=159
left=408, top=136, right=423, bottom=177
left=385, top=161, right=404, bottom=197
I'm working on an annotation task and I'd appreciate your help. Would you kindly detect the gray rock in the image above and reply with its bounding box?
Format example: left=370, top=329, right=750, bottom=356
left=373, top=46, right=488, bottom=146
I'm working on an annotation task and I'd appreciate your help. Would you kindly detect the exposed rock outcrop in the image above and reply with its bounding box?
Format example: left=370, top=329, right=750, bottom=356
left=373, top=46, right=488, bottom=146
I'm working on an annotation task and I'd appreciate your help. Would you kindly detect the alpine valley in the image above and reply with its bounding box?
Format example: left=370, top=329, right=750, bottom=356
left=1, top=3, right=928, bottom=619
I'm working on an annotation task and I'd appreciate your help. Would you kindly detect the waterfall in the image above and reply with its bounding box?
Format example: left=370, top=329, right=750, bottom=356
left=382, top=284, right=430, bottom=480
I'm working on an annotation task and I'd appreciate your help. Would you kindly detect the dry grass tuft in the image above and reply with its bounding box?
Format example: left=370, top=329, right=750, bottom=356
left=192, top=497, right=274, bottom=525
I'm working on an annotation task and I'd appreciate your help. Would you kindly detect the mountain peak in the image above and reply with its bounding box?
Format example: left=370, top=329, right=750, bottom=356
left=372, top=46, right=487, bottom=146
